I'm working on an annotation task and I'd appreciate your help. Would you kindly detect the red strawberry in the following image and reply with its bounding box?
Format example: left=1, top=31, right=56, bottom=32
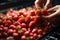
left=32, top=28, right=37, bottom=33
left=21, top=23, right=26, bottom=28
left=21, top=35, right=27, bottom=40
left=33, top=33, right=37, bottom=38
left=29, top=21, right=35, bottom=28
left=24, top=31, right=30, bottom=36
left=18, top=18, right=25, bottom=23
left=35, top=9, right=41, bottom=15
left=25, top=16, right=31, bottom=23
left=41, top=9, right=49, bottom=16
left=30, top=10, right=35, bottom=16
left=38, top=29, right=43, bottom=35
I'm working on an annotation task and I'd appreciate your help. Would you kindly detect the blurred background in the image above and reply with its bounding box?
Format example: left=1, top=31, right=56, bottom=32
left=0, top=0, right=60, bottom=4
left=0, top=0, right=60, bottom=10
left=0, top=0, right=35, bottom=10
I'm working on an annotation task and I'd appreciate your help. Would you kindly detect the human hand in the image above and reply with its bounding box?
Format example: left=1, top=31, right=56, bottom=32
left=35, top=0, right=51, bottom=9
left=42, top=5, right=60, bottom=26
left=35, top=0, right=60, bottom=19
left=35, top=0, right=60, bottom=25
left=43, top=5, right=60, bottom=19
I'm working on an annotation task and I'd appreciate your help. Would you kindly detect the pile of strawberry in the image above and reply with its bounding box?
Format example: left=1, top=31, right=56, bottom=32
left=0, top=7, right=52, bottom=40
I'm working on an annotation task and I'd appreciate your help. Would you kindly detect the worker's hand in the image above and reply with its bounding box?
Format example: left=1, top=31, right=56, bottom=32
left=35, top=0, right=60, bottom=25
left=35, top=0, right=51, bottom=9
left=43, top=5, right=60, bottom=19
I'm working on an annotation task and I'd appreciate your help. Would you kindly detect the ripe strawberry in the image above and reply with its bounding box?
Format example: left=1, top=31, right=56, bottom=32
left=30, top=10, right=35, bottom=16
left=33, top=33, right=37, bottom=38
left=6, top=36, right=14, bottom=40
left=19, top=11, right=24, bottom=16
left=9, top=25, right=16, bottom=29
left=13, top=32, right=19, bottom=37
left=14, top=21, right=20, bottom=25
left=41, top=9, right=49, bottom=16
left=21, top=35, right=27, bottom=40
left=13, top=29, right=17, bottom=33
left=25, top=16, right=31, bottom=23
left=8, top=29, right=13, bottom=33
left=35, top=9, right=41, bottom=15
left=27, top=28, right=31, bottom=32
left=12, top=15, right=18, bottom=20
left=22, top=28, right=27, bottom=32
left=24, top=31, right=30, bottom=36
left=3, top=20, right=12, bottom=26
left=30, top=32, right=34, bottom=36
left=30, top=36, right=34, bottom=40
left=0, top=27, right=3, bottom=31
left=38, top=29, right=43, bottom=35
left=29, top=21, right=35, bottom=28
left=21, top=23, right=26, bottom=28
left=6, top=10, right=12, bottom=17
left=7, top=29, right=13, bottom=35
left=38, top=34, right=42, bottom=38
left=18, top=18, right=25, bottom=23
left=0, top=25, right=4, bottom=28
left=3, top=27, right=8, bottom=31
left=23, top=12, right=27, bottom=17
left=33, top=16, right=40, bottom=23
left=32, top=28, right=37, bottom=33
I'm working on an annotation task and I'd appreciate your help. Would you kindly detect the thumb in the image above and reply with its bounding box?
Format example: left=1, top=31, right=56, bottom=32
left=42, top=15, right=51, bottom=19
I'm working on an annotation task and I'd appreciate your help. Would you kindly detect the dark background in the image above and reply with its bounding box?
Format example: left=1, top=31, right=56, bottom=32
left=0, top=0, right=60, bottom=12
left=0, top=0, right=60, bottom=4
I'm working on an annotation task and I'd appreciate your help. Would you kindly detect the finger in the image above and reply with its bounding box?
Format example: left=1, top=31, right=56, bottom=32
left=44, top=0, right=51, bottom=9
left=43, top=8, right=60, bottom=19
left=42, top=15, right=51, bottom=19
left=48, top=5, right=60, bottom=11
left=35, top=0, right=41, bottom=8
left=48, top=8, right=60, bottom=18
left=35, top=0, right=44, bottom=8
